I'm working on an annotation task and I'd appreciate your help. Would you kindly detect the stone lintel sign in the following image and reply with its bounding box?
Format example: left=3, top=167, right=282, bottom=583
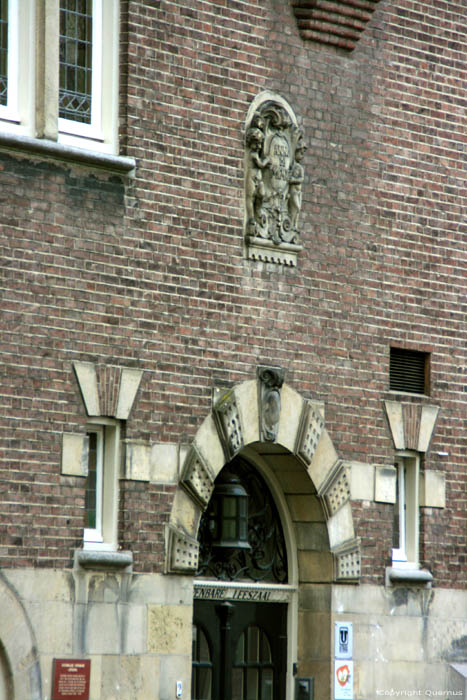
left=244, top=95, right=306, bottom=266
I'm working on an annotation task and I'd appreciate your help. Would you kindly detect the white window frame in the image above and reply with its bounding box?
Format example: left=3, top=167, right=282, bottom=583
left=392, top=452, right=420, bottom=568
left=83, top=417, right=120, bottom=551
left=0, top=0, right=35, bottom=135
left=0, top=0, right=119, bottom=153
left=58, top=0, right=119, bottom=153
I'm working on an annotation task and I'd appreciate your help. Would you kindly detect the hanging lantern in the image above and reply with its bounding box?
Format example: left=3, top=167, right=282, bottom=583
left=208, top=470, right=251, bottom=554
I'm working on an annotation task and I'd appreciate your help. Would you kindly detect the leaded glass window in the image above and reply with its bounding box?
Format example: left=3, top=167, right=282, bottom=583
left=232, top=626, right=274, bottom=700
left=0, top=0, right=8, bottom=106
left=59, top=0, right=93, bottom=123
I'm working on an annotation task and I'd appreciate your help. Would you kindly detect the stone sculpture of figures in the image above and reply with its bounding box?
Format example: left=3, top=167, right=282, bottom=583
left=244, top=100, right=306, bottom=249
left=288, top=132, right=306, bottom=232
left=245, top=125, right=270, bottom=235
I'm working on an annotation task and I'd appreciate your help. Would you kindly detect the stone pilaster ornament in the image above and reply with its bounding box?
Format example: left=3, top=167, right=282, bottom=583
left=257, top=366, right=285, bottom=442
left=244, top=97, right=306, bottom=266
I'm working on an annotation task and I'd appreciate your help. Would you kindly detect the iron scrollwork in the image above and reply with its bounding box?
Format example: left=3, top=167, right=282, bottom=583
left=196, top=459, right=288, bottom=584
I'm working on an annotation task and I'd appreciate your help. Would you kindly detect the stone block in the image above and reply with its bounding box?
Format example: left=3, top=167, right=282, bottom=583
left=295, top=522, right=329, bottom=551
left=287, top=494, right=325, bottom=522
left=169, top=488, right=200, bottom=538
left=276, top=384, right=304, bottom=453
left=100, top=654, right=160, bottom=700
left=150, top=442, right=179, bottom=483
left=298, top=584, right=332, bottom=612
left=159, top=654, right=191, bottom=700
left=298, top=611, right=331, bottom=660
left=123, top=440, right=151, bottom=481
left=73, top=361, right=100, bottom=415
left=27, top=601, right=72, bottom=654
left=61, top=432, right=88, bottom=477
left=307, top=430, right=338, bottom=493
left=194, top=413, right=226, bottom=477
left=298, top=551, right=333, bottom=583
left=331, top=583, right=387, bottom=616
left=418, top=404, right=440, bottom=452
left=147, top=604, right=192, bottom=654
left=115, top=368, right=143, bottom=420
left=326, top=502, right=354, bottom=549
left=348, top=460, right=374, bottom=501
left=128, top=572, right=193, bottom=607
left=419, top=470, right=445, bottom=508
left=276, top=469, right=316, bottom=494
left=374, top=465, right=396, bottom=503
left=234, top=379, right=259, bottom=446
left=384, top=401, right=404, bottom=449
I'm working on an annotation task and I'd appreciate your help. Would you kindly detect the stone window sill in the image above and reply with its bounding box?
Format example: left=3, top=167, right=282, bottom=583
left=0, top=132, right=136, bottom=174
left=75, top=549, right=133, bottom=571
left=385, top=566, right=433, bottom=587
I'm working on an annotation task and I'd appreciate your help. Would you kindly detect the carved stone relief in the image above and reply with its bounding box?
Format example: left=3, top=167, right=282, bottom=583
left=244, top=96, right=306, bottom=266
left=258, top=366, right=284, bottom=442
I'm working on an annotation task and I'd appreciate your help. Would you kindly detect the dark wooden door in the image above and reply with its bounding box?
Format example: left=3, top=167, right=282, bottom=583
left=192, top=600, right=287, bottom=700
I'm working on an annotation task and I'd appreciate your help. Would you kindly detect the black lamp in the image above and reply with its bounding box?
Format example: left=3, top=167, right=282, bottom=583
left=208, top=470, right=251, bottom=554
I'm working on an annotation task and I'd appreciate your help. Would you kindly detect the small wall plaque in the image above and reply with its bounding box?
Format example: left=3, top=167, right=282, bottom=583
left=52, top=659, right=91, bottom=700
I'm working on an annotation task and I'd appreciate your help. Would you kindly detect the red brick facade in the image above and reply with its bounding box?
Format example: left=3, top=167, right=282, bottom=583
left=1, top=0, right=465, bottom=593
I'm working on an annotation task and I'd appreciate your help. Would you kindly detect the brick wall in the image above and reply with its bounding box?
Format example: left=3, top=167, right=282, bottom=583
left=0, top=0, right=465, bottom=585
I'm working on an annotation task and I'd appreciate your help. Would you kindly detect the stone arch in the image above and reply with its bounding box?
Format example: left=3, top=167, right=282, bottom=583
left=166, top=374, right=360, bottom=583
left=0, top=574, right=42, bottom=700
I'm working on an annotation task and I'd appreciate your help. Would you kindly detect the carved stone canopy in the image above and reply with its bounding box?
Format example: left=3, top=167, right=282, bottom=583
left=244, top=95, right=306, bottom=266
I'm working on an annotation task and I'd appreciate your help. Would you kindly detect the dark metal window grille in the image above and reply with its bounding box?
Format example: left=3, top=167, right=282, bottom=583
left=197, top=458, right=288, bottom=584
left=0, top=0, right=8, bottom=106
left=390, top=347, right=429, bottom=394
left=59, top=0, right=93, bottom=123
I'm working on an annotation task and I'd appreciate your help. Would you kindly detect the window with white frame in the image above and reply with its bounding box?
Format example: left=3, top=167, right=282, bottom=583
left=0, top=0, right=35, bottom=135
left=58, top=0, right=119, bottom=153
left=84, top=419, right=120, bottom=550
left=392, top=452, right=420, bottom=568
left=0, top=0, right=119, bottom=154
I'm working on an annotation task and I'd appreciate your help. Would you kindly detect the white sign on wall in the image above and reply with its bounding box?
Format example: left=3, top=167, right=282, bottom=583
left=334, top=621, right=353, bottom=659
left=334, top=660, right=353, bottom=700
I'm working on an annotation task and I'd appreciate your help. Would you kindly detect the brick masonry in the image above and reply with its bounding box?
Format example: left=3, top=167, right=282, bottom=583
left=0, top=0, right=465, bottom=587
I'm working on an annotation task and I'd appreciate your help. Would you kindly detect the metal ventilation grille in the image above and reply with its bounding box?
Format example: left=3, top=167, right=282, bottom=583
left=390, top=348, right=428, bottom=394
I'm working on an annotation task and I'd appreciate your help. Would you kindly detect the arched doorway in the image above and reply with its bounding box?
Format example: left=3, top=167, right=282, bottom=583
left=192, top=455, right=292, bottom=700
left=166, top=372, right=361, bottom=699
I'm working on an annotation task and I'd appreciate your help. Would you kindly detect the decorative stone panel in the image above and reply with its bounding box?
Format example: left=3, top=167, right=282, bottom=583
left=213, top=389, right=244, bottom=459
left=291, top=0, right=381, bottom=51
left=73, top=361, right=143, bottom=420
left=257, top=366, right=285, bottom=442
left=244, top=94, right=306, bottom=267
left=295, top=401, right=325, bottom=466
left=166, top=526, right=199, bottom=574
left=333, top=538, right=361, bottom=582
left=180, top=445, right=216, bottom=509
left=318, top=460, right=351, bottom=518
left=384, top=401, right=439, bottom=453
